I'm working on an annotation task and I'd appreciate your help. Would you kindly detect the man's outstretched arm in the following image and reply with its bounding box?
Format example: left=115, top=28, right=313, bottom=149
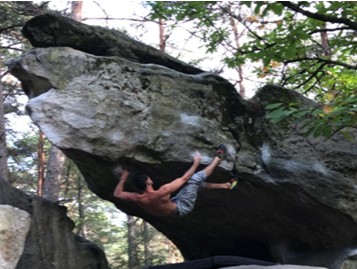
left=113, top=169, right=140, bottom=201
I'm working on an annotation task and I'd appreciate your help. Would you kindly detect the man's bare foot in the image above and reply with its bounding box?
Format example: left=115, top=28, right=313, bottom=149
left=230, top=179, right=238, bottom=190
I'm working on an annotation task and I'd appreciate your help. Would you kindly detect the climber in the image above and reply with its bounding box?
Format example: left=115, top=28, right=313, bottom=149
left=113, top=144, right=236, bottom=217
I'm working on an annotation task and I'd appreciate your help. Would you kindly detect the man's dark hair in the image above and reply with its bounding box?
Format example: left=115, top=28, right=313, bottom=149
left=131, top=172, right=148, bottom=193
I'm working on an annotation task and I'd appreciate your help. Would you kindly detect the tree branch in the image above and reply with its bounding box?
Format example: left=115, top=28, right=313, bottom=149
left=309, top=27, right=351, bottom=34
left=328, top=125, right=357, bottom=139
left=282, top=62, right=326, bottom=91
left=220, top=4, right=270, bottom=45
left=284, top=57, right=357, bottom=70
left=0, top=24, right=23, bottom=34
left=278, top=1, right=357, bottom=30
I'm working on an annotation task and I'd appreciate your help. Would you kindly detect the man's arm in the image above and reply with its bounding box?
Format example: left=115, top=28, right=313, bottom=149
left=113, top=169, right=140, bottom=201
left=158, top=153, right=201, bottom=196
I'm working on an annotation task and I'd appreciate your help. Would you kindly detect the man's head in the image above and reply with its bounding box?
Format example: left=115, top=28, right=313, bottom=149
left=131, top=172, right=149, bottom=193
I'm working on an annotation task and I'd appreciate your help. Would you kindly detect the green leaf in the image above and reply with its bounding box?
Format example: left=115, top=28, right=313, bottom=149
left=265, top=103, right=284, bottom=110
left=292, top=110, right=309, bottom=119
left=285, top=42, right=297, bottom=58
left=271, top=3, right=284, bottom=15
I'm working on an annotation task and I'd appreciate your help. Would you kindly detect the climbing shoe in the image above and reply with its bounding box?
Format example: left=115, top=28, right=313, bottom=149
left=215, top=144, right=227, bottom=160
left=230, top=179, right=238, bottom=190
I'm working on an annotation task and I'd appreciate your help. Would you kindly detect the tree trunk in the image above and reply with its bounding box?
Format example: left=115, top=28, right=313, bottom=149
left=159, top=18, right=166, bottom=52
left=228, top=4, right=246, bottom=98
left=320, top=22, right=331, bottom=57
left=0, top=73, right=9, bottom=182
left=76, top=174, right=87, bottom=237
left=43, top=145, right=65, bottom=202
left=37, top=130, right=45, bottom=196
left=71, top=1, right=83, bottom=21
left=73, top=0, right=86, bottom=237
left=127, top=215, right=139, bottom=269
left=143, top=221, right=149, bottom=266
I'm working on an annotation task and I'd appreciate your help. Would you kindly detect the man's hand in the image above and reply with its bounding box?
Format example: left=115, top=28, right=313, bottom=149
left=121, top=169, right=129, bottom=181
left=193, top=152, right=201, bottom=164
left=113, top=168, right=139, bottom=202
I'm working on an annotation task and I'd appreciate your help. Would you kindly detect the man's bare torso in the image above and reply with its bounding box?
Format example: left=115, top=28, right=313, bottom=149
left=136, top=192, right=177, bottom=216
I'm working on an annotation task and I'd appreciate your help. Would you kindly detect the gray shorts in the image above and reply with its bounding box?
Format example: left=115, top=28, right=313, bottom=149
left=171, top=171, right=207, bottom=217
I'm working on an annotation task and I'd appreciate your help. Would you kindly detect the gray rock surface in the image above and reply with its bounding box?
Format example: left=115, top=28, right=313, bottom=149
left=7, top=14, right=357, bottom=269
left=0, top=180, right=109, bottom=269
left=0, top=205, right=30, bottom=269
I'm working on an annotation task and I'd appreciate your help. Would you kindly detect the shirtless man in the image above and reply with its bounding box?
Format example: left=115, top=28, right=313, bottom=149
left=113, top=145, right=235, bottom=217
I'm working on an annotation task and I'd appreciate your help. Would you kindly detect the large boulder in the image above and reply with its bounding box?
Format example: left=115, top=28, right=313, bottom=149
left=0, top=204, right=30, bottom=269
left=0, top=180, right=109, bottom=269
left=7, top=14, right=357, bottom=269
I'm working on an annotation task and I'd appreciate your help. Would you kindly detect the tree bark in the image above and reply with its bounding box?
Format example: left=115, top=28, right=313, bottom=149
left=76, top=174, right=87, bottom=237
left=71, top=1, right=83, bottom=21
left=143, top=221, right=149, bottom=266
left=159, top=18, right=166, bottom=52
left=0, top=74, right=9, bottom=182
left=37, top=130, right=45, bottom=196
left=228, top=4, right=246, bottom=98
left=320, top=22, right=331, bottom=57
left=43, top=145, right=65, bottom=202
left=127, top=215, right=139, bottom=269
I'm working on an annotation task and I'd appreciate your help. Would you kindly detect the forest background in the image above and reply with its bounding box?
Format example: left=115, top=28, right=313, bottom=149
left=0, top=1, right=356, bottom=269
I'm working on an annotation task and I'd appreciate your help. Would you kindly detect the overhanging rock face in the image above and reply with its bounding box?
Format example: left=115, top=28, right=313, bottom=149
left=8, top=14, right=357, bottom=268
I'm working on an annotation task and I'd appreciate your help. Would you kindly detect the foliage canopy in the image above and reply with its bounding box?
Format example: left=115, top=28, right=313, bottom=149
left=147, top=1, right=357, bottom=138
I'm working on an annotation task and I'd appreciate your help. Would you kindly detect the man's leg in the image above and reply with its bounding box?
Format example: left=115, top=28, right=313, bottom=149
left=201, top=157, right=233, bottom=190
left=172, top=145, right=227, bottom=216
left=172, top=171, right=206, bottom=216
left=202, top=144, right=227, bottom=177
left=172, top=170, right=231, bottom=216
left=202, top=156, right=221, bottom=178
left=202, top=144, right=237, bottom=190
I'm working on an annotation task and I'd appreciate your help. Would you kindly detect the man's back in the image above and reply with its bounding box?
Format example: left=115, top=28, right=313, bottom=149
left=136, top=190, right=177, bottom=216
